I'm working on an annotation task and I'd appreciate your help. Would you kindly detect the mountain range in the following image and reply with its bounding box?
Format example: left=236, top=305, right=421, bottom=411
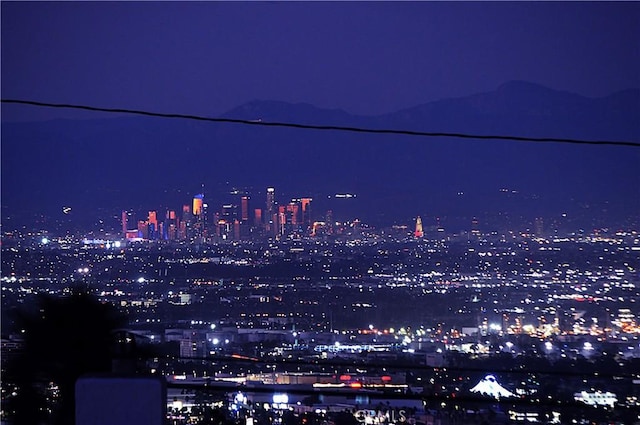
left=2, top=81, right=639, bottom=231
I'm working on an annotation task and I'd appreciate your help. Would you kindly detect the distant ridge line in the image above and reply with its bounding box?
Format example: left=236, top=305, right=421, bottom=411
left=2, top=98, right=639, bottom=148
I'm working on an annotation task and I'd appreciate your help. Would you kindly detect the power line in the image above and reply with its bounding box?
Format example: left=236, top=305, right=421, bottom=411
left=2, top=98, right=639, bottom=148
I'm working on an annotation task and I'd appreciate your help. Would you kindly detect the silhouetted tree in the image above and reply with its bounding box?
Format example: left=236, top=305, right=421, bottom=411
left=6, top=289, right=126, bottom=425
left=333, top=410, right=359, bottom=425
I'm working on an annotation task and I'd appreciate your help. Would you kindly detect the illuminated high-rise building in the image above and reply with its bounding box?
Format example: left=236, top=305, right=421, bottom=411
left=137, top=220, right=148, bottom=239
left=414, top=216, right=424, bottom=238
left=178, top=221, right=187, bottom=240
left=278, top=205, right=286, bottom=236
left=266, top=187, right=275, bottom=213
left=168, top=223, right=177, bottom=240
left=148, top=211, right=158, bottom=239
left=286, top=202, right=299, bottom=225
left=192, top=193, right=206, bottom=241
left=267, top=188, right=276, bottom=213
left=193, top=194, right=204, bottom=217
left=181, top=205, right=192, bottom=239
left=234, top=219, right=240, bottom=240
left=271, top=213, right=279, bottom=236
left=148, top=211, right=157, bottom=226
left=266, top=187, right=276, bottom=232
left=241, top=196, right=250, bottom=222
left=301, top=198, right=312, bottom=227
left=164, top=210, right=177, bottom=240
left=311, top=221, right=322, bottom=237
left=254, top=209, right=263, bottom=227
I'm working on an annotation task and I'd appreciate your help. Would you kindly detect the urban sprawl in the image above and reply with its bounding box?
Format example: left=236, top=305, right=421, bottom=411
left=2, top=188, right=639, bottom=425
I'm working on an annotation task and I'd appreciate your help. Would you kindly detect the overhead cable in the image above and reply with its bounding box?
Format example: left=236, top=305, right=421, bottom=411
left=2, top=98, right=639, bottom=148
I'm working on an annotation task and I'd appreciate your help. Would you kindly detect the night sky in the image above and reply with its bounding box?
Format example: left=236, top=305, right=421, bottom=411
left=2, top=2, right=639, bottom=121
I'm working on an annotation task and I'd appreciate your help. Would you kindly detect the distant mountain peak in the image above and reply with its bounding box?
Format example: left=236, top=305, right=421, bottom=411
left=492, top=80, right=586, bottom=100
left=223, top=99, right=354, bottom=124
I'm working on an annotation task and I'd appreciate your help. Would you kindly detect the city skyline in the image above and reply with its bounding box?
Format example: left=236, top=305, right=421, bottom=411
left=3, top=79, right=639, bottom=232
left=1, top=3, right=639, bottom=423
left=15, top=181, right=623, bottom=242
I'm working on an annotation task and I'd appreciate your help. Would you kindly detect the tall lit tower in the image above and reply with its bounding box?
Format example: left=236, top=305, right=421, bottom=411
left=148, top=211, right=158, bottom=239
left=193, top=193, right=205, bottom=240
left=414, top=216, right=424, bottom=238
left=266, top=187, right=275, bottom=232
left=301, top=198, right=312, bottom=227
left=193, top=194, right=204, bottom=217
left=266, top=187, right=275, bottom=217
left=286, top=202, right=299, bottom=225
left=254, top=209, right=263, bottom=227
left=241, top=196, right=250, bottom=222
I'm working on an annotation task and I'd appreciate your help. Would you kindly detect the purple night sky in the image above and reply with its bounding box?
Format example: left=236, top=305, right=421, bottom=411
left=2, top=2, right=639, bottom=121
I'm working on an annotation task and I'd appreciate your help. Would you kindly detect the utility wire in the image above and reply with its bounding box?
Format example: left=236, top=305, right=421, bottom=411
left=2, top=98, right=639, bottom=148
